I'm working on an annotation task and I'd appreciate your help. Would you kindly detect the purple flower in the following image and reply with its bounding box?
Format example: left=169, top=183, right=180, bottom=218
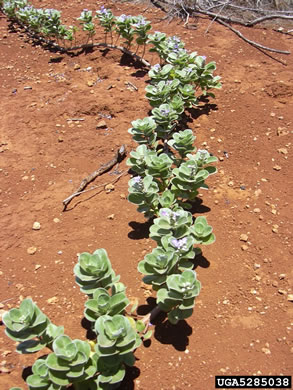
left=160, top=108, right=170, bottom=116
left=132, top=176, right=143, bottom=191
left=202, top=55, right=206, bottom=61
left=134, top=18, right=146, bottom=27
left=170, top=211, right=181, bottom=224
left=197, top=149, right=209, bottom=161
left=171, top=237, right=188, bottom=250
left=160, top=210, right=169, bottom=217
left=119, top=14, right=127, bottom=22
left=171, top=36, right=181, bottom=43
left=133, top=176, right=142, bottom=183
left=153, top=64, right=160, bottom=71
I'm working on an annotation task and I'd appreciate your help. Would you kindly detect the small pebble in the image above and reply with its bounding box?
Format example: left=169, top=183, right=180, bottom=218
left=107, top=214, right=115, bottom=220
left=27, top=247, right=37, bottom=255
left=240, top=234, right=248, bottom=242
left=47, top=296, right=58, bottom=304
left=272, top=225, right=279, bottom=233
left=96, top=120, right=107, bottom=129
left=32, top=222, right=41, bottom=230
left=105, top=183, right=115, bottom=192
left=287, top=294, right=293, bottom=302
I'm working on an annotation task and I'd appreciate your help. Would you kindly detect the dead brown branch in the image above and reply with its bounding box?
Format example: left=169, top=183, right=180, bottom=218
left=62, top=145, right=127, bottom=211
left=216, top=18, right=291, bottom=54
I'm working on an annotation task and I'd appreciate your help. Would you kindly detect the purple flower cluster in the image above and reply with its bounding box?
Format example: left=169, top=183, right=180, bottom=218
left=160, top=210, right=169, bottom=218
left=132, top=176, right=144, bottom=191
left=171, top=237, right=188, bottom=251
left=170, top=211, right=180, bottom=224
left=160, top=108, right=170, bottom=116
left=134, top=18, right=147, bottom=28
left=100, top=5, right=107, bottom=14
left=133, top=176, right=142, bottom=184
left=197, top=149, right=209, bottom=161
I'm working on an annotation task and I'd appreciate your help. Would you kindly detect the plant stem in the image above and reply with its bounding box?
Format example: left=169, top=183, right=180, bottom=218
left=141, top=304, right=162, bottom=328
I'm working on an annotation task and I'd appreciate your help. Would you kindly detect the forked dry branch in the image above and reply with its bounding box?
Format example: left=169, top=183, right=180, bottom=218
left=150, top=0, right=292, bottom=55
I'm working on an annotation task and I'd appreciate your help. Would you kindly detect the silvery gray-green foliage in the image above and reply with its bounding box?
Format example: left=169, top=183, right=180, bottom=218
left=2, top=299, right=65, bottom=355
left=128, top=175, right=160, bottom=218
left=29, top=336, right=97, bottom=388
left=4, top=250, right=149, bottom=390
left=126, top=144, right=157, bottom=175
left=77, top=9, right=95, bottom=38
left=145, top=79, right=180, bottom=107
left=151, top=103, right=179, bottom=127
left=84, top=283, right=129, bottom=322
left=128, top=117, right=157, bottom=147
left=127, top=143, right=217, bottom=216
left=167, top=129, right=195, bottom=158
left=138, top=247, right=179, bottom=289
left=132, top=15, right=152, bottom=46
left=149, top=207, right=215, bottom=247
left=171, top=157, right=211, bottom=203
left=74, top=249, right=120, bottom=295
left=148, top=64, right=173, bottom=81
left=157, top=270, right=201, bottom=324
left=95, top=6, right=115, bottom=34
left=114, top=14, right=137, bottom=47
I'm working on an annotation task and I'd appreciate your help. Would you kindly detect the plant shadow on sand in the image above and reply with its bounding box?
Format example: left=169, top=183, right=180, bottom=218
left=137, top=297, right=192, bottom=351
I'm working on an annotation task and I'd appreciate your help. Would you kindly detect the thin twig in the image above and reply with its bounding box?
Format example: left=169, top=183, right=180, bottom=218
left=62, top=145, right=127, bottom=210
left=204, top=1, right=228, bottom=35
left=126, top=81, right=138, bottom=91
left=216, top=18, right=290, bottom=54
left=0, top=298, right=14, bottom=305
left=245, top=14, right=293, bottom=27
left=62, top=171, right=127, bottom=208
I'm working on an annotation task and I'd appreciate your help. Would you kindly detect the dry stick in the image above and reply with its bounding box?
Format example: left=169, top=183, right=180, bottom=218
left=207, top=1, right=293, bottom=14
left=62, top=145, right=127, bottom=211
left=191, top=6, right=293, bottom=27
left=245, top=14, right=293, bottom=27
left=62, top=171, right=127, bottom=209
left=273, top=28, right=293, bottom=35
left=216, top=18, right=291, bottom=55
left=204, top=1, right=228, bottom=35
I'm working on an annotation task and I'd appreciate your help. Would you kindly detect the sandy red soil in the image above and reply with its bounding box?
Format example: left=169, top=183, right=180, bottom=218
left=0, top=1, right=292, bottom=389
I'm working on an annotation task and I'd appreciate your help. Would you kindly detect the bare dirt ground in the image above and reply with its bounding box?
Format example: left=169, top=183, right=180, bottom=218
left=0, top=1, right=292, bottom=389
